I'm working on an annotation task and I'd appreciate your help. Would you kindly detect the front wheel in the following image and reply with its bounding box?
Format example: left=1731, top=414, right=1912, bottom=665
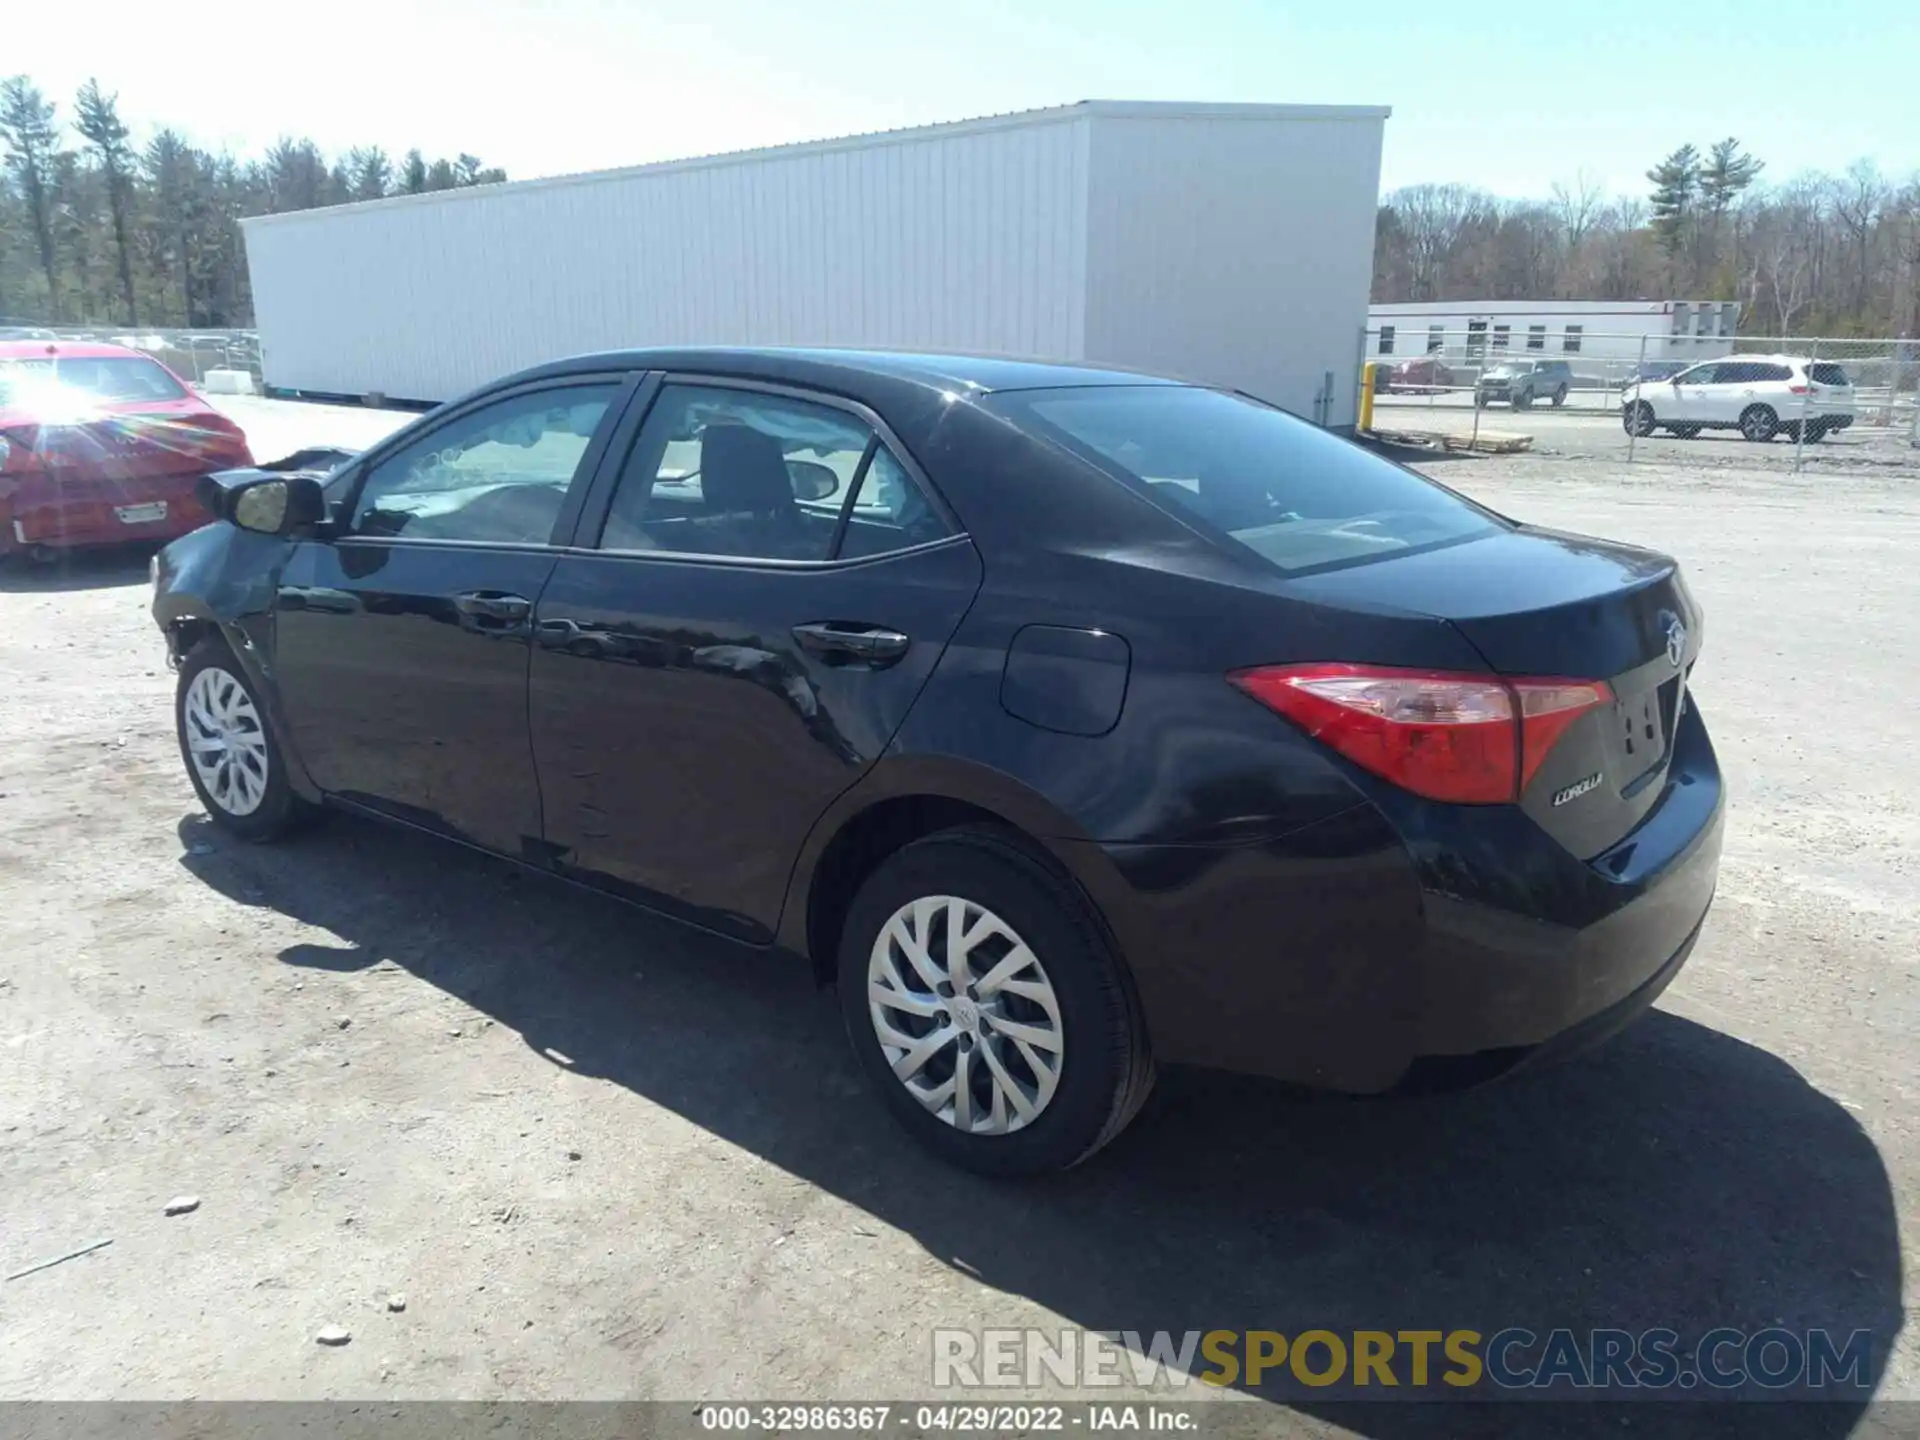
left=175, top=637, right=310, bottom=841
left=1740, top=405, right=1780, bottom=442
left=1624, top=402, right=1658, bottom=437
left=837, top=826, right=1153, bottom=1177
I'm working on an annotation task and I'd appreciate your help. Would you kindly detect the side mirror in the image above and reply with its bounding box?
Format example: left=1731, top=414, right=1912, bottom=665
left=206, top=473, right=329, bottom=537
left=785, top=459, right=840, bottom=503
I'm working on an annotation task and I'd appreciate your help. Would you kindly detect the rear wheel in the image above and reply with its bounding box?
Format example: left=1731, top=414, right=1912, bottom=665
left=836, top=826, right=1153, bottom=1177
left=1551, top=384, right=1569, bottom=407
left=175, top=637, right=311, bottom=842
left=1512, top=390, right=1533, bottom=411
left=1740, top=405, right=1779, bottom=442
left=1624, top=402, right=1657, bottom=437
left=1799, top=420, right=1828, bottom=443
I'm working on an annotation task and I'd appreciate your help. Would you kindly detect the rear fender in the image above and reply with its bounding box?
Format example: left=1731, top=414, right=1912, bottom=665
left=773, top=753, right=1103, bottom=960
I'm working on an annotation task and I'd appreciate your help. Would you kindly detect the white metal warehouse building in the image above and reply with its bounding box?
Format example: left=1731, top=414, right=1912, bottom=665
left=241, top=101, right=1389, bottom=429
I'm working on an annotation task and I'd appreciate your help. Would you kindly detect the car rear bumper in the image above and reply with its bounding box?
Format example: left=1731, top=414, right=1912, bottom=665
left=1, top=472, right=213, bottom=553
left=1063, top=706, right=1724, bottom=1093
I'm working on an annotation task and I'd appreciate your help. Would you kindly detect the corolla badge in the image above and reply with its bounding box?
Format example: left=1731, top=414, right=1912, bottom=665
left=1664, top=615, right=1688, bottom=667
left=1552, top=772, right=1604, bottom=807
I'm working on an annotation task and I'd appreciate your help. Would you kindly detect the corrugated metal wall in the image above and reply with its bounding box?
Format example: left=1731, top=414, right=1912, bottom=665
left=245, top=116, right=1092, bottom=403
left=1083, top=112, right=1384, bottom=428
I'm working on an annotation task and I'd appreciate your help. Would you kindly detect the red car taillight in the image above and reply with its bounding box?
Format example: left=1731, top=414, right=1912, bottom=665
left=1228, top=663, right=1612, bottom=805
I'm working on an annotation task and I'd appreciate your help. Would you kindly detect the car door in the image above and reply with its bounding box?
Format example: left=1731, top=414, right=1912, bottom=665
left=272, top=374, right=634, bottom=854
left=1668, top=362, right=1720, bottom=423
left=527, top=377, right=983, bottom=944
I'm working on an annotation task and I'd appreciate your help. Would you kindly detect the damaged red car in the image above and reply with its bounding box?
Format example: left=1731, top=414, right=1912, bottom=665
left=0, top=340, right=254, bottom=561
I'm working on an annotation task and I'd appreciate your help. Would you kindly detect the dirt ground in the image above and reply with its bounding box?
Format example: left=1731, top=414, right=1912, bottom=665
left=1, top=397, right=1916, bottom=1431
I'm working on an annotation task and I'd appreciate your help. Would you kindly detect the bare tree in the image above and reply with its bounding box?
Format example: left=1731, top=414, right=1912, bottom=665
left=1388, top=182, right=1495, bottom=301
left=1832, top=160, right=1888, bottom=321
left=1550, top=170, right=1605, bottom=255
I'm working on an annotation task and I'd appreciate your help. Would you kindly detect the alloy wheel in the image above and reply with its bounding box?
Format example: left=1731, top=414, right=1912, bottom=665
left=866, top=895, right=1064, bottom=1135
left=183, top=666, right=271, bottom=817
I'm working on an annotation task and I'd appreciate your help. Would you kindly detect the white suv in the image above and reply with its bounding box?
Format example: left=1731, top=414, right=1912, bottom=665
left=1622, top=355, right=1856, bottom=443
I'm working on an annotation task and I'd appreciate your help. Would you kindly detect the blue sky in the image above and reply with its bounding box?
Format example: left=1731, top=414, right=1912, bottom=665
left=13, top=0, right=1918, bottom=201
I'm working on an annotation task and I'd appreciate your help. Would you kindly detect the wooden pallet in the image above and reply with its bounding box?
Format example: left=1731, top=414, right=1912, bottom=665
left=1364, top=426, right=1534, bottom=455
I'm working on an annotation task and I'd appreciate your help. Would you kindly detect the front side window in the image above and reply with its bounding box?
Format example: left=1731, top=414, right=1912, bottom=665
left=599, top=384, right=951, bottom=561
left=349, top=384, right=618, bottom=543
left=995, top=385, right=1501, bottom=577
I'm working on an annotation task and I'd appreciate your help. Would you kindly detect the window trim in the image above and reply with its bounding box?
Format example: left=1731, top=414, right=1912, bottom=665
left=569, top=372, right=963, bottom=568
left=329, top=371, right=641, bottom=550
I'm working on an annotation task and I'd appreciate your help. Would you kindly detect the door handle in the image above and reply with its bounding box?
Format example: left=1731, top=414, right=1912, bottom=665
left=792, top=621, right=911, bottom=668
left=454, top=591, right=531, bottom=623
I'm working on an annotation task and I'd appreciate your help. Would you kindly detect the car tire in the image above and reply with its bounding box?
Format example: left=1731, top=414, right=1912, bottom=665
left=1624, top=402, right=1657, bottom=437
left=1740, top=405, right=1779, bottom=442
left=1513, top=390, right=1533, bottom=411
left=1474, top=393, right=1489, bottom=410
left=836, top=824, right=1154, bottom=1177
left=1551, top=385, right=1569, bottom=407
left=1800, top=420, right=1828, bottom=444
left=174, top=636, right=312, bottom=842
left=1669, top=424, right=1702, bottom=439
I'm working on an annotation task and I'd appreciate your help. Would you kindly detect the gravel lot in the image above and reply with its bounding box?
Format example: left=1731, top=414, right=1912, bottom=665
left=1, top=396, right=1916, bottom=1431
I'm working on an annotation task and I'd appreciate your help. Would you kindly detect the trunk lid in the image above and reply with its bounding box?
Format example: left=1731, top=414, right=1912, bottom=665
left=10, top=407, right=246, bottom=482
left=1285, top=525, right=1702, bottom=858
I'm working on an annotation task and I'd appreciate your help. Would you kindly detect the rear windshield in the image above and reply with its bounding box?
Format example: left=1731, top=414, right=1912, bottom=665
left=1809, top=362, right=1851, bottom=386
left=993, top=385, right=1502, bottom=575
left=0, top=355, right=187, bottom=404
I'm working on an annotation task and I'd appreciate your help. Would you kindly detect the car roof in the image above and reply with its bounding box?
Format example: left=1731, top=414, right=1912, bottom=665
left=512, top=346, right=1184, bottom=402
left=0, top=339, right=152, bottom=361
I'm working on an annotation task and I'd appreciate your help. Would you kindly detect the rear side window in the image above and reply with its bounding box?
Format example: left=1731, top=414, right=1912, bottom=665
left=993, top=386, right=1501, bottom=576
left=1810, top=363, right=1851, bottom=386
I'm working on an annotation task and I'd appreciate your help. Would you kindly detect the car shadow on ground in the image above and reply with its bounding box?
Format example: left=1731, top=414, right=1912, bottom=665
left=176, top=812, right=1902, bottom=1438
left=0, top=544, right=155, bottom=592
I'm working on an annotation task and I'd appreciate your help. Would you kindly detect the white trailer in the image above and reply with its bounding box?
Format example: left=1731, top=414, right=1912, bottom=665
left=1367, top=299, right=1740, bottom=365
left=241, top=101, right=1388, bottom=428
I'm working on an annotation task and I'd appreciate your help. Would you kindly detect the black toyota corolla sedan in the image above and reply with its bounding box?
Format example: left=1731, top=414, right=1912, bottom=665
left=152, top=348, right=1723, bottom=1175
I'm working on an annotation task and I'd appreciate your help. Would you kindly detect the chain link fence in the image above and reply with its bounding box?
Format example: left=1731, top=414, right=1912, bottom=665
left=1361, top=328, right=1920, bottom=473
left=0, top=324, right=263, bottom=393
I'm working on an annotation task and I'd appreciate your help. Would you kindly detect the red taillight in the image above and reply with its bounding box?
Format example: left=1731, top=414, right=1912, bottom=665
left=1228, top=663, right=1612, bottom=805
left=1788, top=384, right=1810, bottom=395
